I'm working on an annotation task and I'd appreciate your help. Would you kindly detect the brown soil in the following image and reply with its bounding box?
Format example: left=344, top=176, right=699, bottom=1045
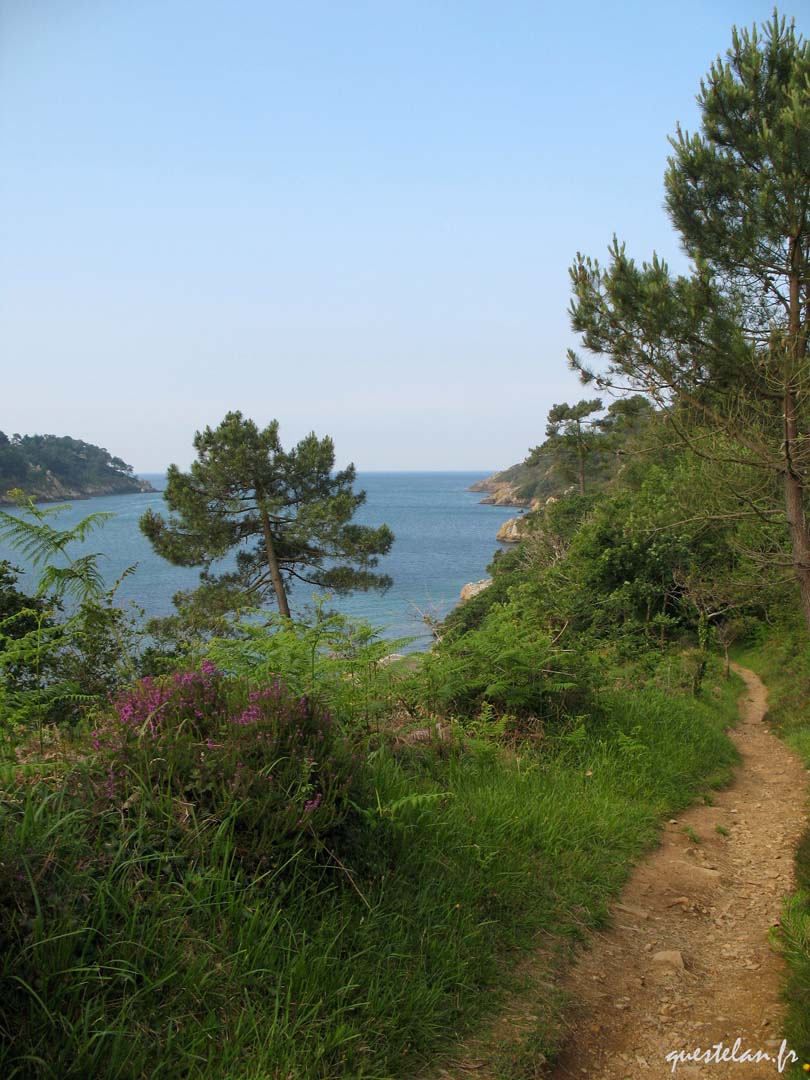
left=425, top=666, right=809, bottom=1080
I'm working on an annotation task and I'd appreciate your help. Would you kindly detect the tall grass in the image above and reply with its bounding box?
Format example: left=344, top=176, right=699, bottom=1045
left=0, top=672, right=739, bottom=1079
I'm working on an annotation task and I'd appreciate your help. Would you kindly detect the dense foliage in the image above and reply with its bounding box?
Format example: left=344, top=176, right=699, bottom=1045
left=569, top=12, right=810, bottom=628
left=486, top=394, right=657, bottom=505
left=0, top=669, right=739, bottom=1078
left=0, top=432, right=148, bottom=502
left=89, top=661, right=357, bottom=868
left=0, top=499, right=142, bottom=735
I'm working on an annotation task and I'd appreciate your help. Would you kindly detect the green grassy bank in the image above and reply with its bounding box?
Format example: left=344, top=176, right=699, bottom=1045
left=0, top=672, right=739, bottom=1080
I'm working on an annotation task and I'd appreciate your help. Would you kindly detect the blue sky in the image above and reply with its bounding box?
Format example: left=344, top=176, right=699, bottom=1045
left=1, top=0, right=784, bottom=471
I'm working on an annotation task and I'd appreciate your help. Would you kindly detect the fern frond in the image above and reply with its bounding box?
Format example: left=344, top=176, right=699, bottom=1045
left=38, top=556, right=108, bottom=600
left=0, top=499, right=112, bottom=568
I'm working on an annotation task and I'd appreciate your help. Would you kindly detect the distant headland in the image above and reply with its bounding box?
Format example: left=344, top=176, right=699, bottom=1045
left=0, top=432, right=155, bottom=505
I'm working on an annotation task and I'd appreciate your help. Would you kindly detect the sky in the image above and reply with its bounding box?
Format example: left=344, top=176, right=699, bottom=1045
left=0, top=0, right=791, bottom=472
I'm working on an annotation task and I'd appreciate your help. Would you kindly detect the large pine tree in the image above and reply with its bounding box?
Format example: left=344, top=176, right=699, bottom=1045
left=567, top=13, right=810, bottom=629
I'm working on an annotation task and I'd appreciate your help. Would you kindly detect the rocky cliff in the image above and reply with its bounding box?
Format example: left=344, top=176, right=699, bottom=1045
left=496, top=515, right=528, bottom=543
left=0, top=433, right=156, bottom=505
left=469, top=455, right=560, bottom=506
left=460, top=578, right=492, bottom=602
left=0, top=472, right=156, bottom=505
left=469, top=473, right=531, bottom=507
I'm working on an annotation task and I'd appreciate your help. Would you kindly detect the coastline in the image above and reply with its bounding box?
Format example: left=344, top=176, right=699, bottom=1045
left=0, top=472, right=514, bottom=648
left=0, top=478, right=156, bottom=507
left=468, top=472, right=532, bottom=509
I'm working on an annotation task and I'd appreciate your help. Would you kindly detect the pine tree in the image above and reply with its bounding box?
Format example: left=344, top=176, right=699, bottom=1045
left=567, top=13, right=810, bottom=629
left=140, top=412, right=394, bottom=618
left=543, top=399, right=603, bottom=495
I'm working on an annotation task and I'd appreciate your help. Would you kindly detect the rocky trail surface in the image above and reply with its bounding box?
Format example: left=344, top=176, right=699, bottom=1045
left=429, top=666, right=808, bottom=1080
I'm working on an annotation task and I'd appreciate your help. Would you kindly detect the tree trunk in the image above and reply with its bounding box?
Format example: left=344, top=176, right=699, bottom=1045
left=576, top=422, right=585, bottom=495
left=783, top=463, right=810, bottom=632
left=784, top=243, right=810, bottom=633
left=259, top=504, right=291, bottom=618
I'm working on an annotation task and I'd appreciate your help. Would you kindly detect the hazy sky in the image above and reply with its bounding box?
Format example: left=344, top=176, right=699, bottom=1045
left=1, top=0, right=784, bottom=471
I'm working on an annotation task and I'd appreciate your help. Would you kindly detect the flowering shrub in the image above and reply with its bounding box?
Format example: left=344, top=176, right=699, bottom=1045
left=87, top=661, right=357, bottom=864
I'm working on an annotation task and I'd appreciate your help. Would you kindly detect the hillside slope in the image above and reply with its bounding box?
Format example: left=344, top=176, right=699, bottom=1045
left=0, top=432, right=155, bottom=504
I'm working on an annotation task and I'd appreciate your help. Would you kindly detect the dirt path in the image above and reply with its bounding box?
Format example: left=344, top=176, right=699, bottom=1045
left=426, top=667, right=808, bottom=1080
left=548, top=665, right=808, bottom=1079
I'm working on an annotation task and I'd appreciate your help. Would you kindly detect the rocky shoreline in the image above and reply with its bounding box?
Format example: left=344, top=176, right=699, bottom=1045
left=456, top=474, right=534, bottom=603
left=468, top=473, right=530, bottom=507
left=495, top=515, right=527, bottom=542
left=0, top=475, right=156, bottom=506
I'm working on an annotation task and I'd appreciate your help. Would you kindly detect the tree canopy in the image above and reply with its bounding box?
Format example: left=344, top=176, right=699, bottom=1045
left=0, top=432, right=142, bottom=501
left=522, top=395, right=656, bottom=498
left=542, top=398, right=603, bottom=495
left=567, top=12, right=810, bottom=628
left=140, top=412, right=394, bottom=618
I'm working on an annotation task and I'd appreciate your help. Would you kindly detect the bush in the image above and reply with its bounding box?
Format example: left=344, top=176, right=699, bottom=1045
left=83, top=660, right=357, bottom=866
left=408, top=586, right=594, bottom=728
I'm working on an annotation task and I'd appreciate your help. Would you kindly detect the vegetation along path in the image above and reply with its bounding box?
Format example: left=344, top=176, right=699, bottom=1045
left=428, top=668, right=808, bottom=1079
left=549, top=666, right=807, bottom=1079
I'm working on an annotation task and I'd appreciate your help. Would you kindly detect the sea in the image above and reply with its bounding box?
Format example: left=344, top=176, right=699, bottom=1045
left=0, top=473, right=517, bottom=650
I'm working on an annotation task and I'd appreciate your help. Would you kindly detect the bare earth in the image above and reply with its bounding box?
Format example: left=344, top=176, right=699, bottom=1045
left=426, top=666, right=808, bottom=1080
left=550, top=665, right=808, bottom=1079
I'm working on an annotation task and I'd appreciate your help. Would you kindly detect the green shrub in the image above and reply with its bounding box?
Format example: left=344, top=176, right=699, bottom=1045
left=409, top=585, right=594, bottom=727
left=84, top=660, right=357, bottom=867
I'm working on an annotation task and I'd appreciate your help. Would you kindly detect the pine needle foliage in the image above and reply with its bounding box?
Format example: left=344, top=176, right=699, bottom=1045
left=140, top=412, right=394, bottom=618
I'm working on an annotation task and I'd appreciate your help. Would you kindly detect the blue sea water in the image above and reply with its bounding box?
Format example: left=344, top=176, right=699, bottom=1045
left=0, top=473, right=517, bottom=649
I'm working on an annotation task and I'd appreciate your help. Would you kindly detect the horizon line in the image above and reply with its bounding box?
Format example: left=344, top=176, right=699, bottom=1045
left=135, top=467, right=505, bottom=475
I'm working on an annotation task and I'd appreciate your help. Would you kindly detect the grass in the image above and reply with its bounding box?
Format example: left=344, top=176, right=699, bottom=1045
left=736, top=630, right=810, bottom=768
left=0, top=673, right=740, bottom=1079
left=780, top=829, right=810, bottom=1078
left=735, top=629, right=810, bottom=1075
